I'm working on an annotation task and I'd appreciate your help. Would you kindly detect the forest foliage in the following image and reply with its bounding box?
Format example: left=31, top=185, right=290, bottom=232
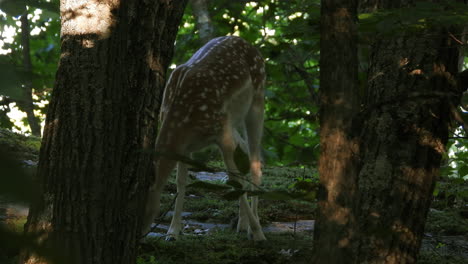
left=0, top=1, right=467, bottom=263
left=0, top=0, right=467, bottom=215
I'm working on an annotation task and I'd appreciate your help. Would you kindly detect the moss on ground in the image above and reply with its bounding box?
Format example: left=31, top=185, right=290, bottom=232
left=157, top=165, right=317, bottom=224
left=138, top=231, right=313, bottom=264
left=419, top=250, right=466, bottom=264
left=425, top=209, right=468, bottom=235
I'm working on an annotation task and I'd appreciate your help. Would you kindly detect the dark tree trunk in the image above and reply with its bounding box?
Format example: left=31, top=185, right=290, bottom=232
left=354, top=1, right=466, bottom=263
left=313, top=0, right=360, bottom=263
left=20, top=1, right=188, bottom=264
left=191, top=0, right=215, bottom=44
left=19, top=13, right=41, bottom=137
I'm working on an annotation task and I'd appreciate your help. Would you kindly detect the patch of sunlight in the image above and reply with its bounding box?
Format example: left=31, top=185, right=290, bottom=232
left=0, top=13, right=14, bottom=52
left=247, top=2, right=258, bottom=8
left=7, top=103, right=30, bottom=135
left=30, top=8, right=43, bottom=24
left=6, top=102, right=45, bottom=136
left=1, top=7, right=44, bottom=54
left=0, top=45, right=11, bottom=55
left=1, top=24, right=16, bottom=41
left=233, top=24, right=241, bottom=36
left=30, top=27, right=41, bottom=35
left=288, top=12, right=303, bottom=20
left=257, top=6, right=269, bottom=14
left=288, top=119, right=304, bottom=127
left=448, top=127, right=468, bottom=179
left=263, top=27, right=276, bottom=36
left=183, top=22, right=193, bottom=28
left=30, top=8, right=46, bottom=36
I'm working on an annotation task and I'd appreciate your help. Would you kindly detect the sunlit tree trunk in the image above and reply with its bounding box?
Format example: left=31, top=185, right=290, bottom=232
left=19, top=1, right=188, bottom=264
left=312, top=0, right=360, bottom=263
left=19, top=12, right=41, bottom=136
left=191, top=0, right=215, bottom=44
left=354, top=1, right=466, bottom=262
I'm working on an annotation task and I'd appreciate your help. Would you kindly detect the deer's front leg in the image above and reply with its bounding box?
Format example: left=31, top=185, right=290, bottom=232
left=142, top=158, right=177, bottom=236
left=142, top=182, right=164, bottom=236
left=219, top=126, right=266, bottom=241
left=167, top=161, right=188, bottom=240
left=245, top=96, right=264, bottom=235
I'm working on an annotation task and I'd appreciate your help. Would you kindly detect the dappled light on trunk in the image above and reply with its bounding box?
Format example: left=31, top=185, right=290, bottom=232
left=19, top=1, right=188, bottom=263
left=61, top=0, right=118, bottom=41
left=313, top=0, right=359, bottom=263
left=355, top=22, right=464, bottom=262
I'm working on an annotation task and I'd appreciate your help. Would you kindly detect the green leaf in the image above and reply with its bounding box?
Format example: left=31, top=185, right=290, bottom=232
left=28, top=0, right=59, bottom=14
left=152, top=150, right=215, bottom=172
left=259, top=190, right=293, bottom=201
left=458, top=165, right=468, bottom=177
left=293, top=180, right=317, bottom=191
left=222, top=190, right=245, bottom=201
left=0, top=0, right=27, bottom=16
left=461, top=92, right=468, bottom=109
left=0, top=60, right=24, bottom=99
left=187, top=181, right=230, bottom=191
left=226, top=180, right=243, bottom=189
left=459, top=110, right=468, bottom=127
left=298, top=191, right=317, bottom=201
left=359, top=13, right=374, bottom=20
left=0, top=0, right=59, bottom=16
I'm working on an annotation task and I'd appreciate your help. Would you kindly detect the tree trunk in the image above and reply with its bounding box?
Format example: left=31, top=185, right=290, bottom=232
left=20, top=1, right=188, bottom=264
left=355, top=1, right=465, bottom=262
left=191, top=0, right=215, bottom=44
left=19, top=13, right=41, bottom=136
left=313, top=0, right=360, bottom=263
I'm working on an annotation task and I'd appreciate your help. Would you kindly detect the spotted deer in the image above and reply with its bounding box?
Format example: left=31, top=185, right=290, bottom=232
left=142, top=36, right=266, bottom=240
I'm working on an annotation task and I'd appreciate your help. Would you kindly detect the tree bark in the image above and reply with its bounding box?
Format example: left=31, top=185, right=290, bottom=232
left=313, top=0, right=360, bottom=263
left=191, top=0, right=215, bottom=44
left=355, top=1, right=466, bottom=263
left=19, top=13, right=41, bottom=136
left=20, top=1, right=188, bottom=264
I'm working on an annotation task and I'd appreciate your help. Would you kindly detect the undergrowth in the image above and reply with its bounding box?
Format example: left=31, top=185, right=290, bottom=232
left=137, top=231, right=313, bottom=264
left=159, top=165, right=317, bottom=224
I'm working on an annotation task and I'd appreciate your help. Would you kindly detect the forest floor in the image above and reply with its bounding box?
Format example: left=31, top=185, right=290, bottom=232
left=1, top=128, right=467, bottom=263
left=139, top=168, right=468, bottom=264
